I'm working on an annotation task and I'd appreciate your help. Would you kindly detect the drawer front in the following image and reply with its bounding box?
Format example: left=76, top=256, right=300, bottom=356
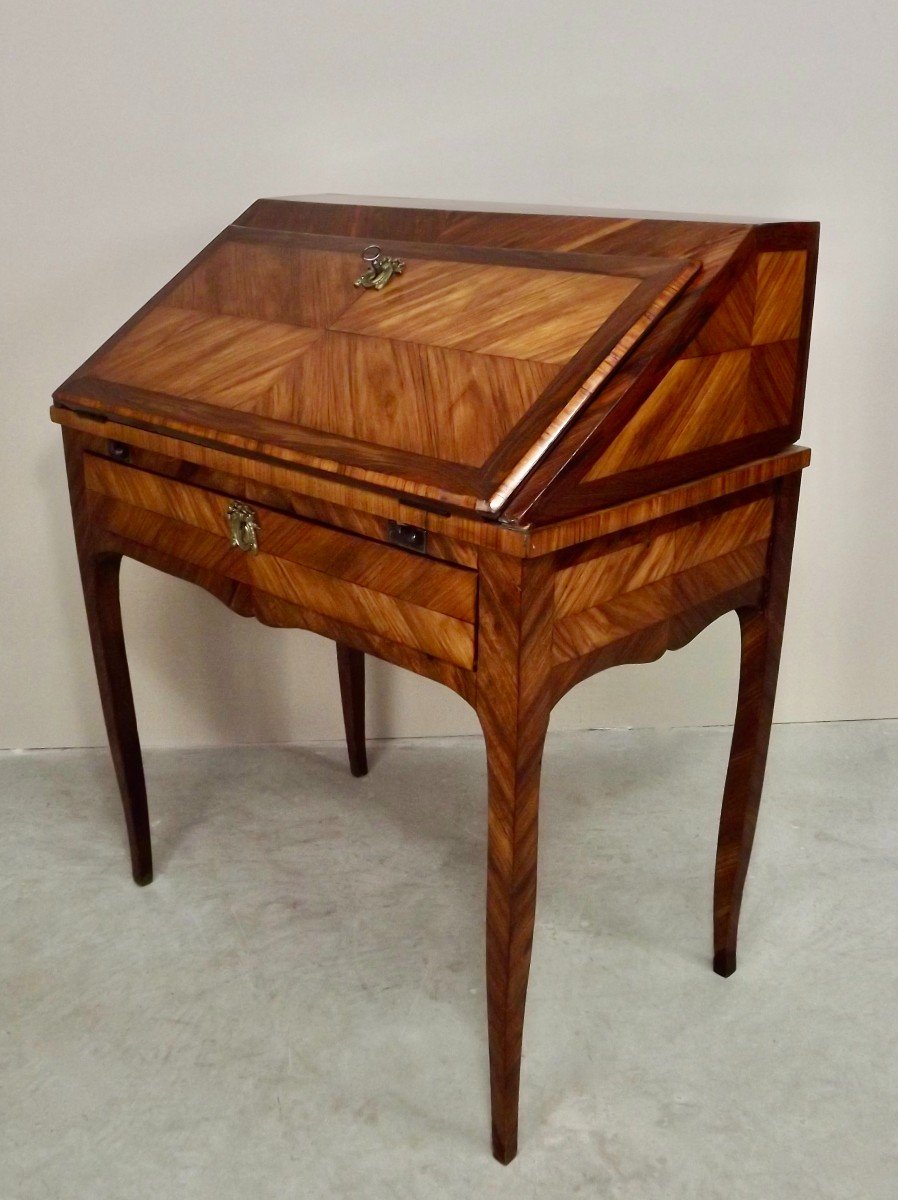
left=552, top=495, right=773, bottom=663
left=84, top=455, right=477, bottom=668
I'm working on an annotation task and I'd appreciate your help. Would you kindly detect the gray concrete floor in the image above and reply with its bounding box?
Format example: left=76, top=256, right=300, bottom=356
left=1, top=721, right=896, bottom=1199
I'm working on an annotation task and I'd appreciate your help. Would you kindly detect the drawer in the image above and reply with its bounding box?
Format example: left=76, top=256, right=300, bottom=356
left=83, top=454, right=477, bottom=669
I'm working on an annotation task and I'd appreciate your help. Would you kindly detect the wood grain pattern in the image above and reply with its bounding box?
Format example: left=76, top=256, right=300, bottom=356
left=336, top=644, right=367, bottom=777
left=553, top=543, right=768, bottom=663
left=475, top=552, right=554, bottom=1164
left=559, top=246, right=810, bottom=509
left=84, top=456, right=477, bottom=622
left=51, top=195, right=818, bottom=1166
left=501, top=231, right=816, bottom=522
left=54, top=199, right=817, bottom=522
left=581, top=349, right=755, bottom=479
left=548, top=577, right=764, bottom=706
left=251, top=329, right=558, bottom=467
left=519, top=448, right=806, bottom=554
left=57, top=215, right=702, bottom=514
left=50, top=407, right=810, bottom=559
left=98, top=515, right=477, bottom=704
left=53, top=413, right=486, bottom=562
left=95, top=497, right=477, bottom=669
left=753, top=251, right=806, bottom=344
left=496, top=225, right=760, bottom=520
left=713, top=473, right=801, bottom=977
left=750, top=340, right=800, bottom=428
left=238, top=196, right=750, bottom=262
left=56, top=373, right=490, bottom=512
left=484, top=261, right=698, bottom=511
left=165, top=239, right=362, bottom=328
left=554, top=497, right=773, bottom=619
left=682, top=262, right=755, bottom=358
left=251, top=590, right=477, bottom=705
left=93, top=307, right=323, bottom=405
left=331, top=258, right=639, bottom=363
left=62, top=429, right=153, bottom=885
left=117, top=445, right=477, bottom=567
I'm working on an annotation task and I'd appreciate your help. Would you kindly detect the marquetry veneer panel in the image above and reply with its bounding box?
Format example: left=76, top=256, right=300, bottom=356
left=552, top=544, right=767, bottom=664
left=584, top=349, right=754, bottom=478
left=84, top=455, right=477, bottom=668
left=247, top=329, right=558, bottom=466
left=331, top=259, right=640, bottom=364
left=681, top=263, right=755, bottom=358
left=682, top=251, right=807, bottom=358
left=164, top=241, right=363, bottom=328
left=70, top=224, right=700, bottom=513
left=753, top=251, right=806, bottom=344
left=552, top=496, right=773, bottom=663
left=92, top=307, right=324, bottom=406
left=581, top=250, right=808, bottom=487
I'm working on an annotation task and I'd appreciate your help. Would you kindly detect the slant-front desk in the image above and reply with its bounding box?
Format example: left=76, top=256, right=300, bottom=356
left=51, top=196, right=817, bottom=1163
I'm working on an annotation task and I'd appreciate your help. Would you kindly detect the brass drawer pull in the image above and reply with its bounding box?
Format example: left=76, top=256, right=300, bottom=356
left=226, top=500, right=260, bottom=554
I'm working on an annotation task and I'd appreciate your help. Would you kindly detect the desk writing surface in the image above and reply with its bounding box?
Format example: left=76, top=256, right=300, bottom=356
left=53, top=198, right=816, bottom=522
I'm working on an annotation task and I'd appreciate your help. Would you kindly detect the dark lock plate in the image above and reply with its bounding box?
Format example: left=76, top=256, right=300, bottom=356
left=387, top=521, right=428, bottom=555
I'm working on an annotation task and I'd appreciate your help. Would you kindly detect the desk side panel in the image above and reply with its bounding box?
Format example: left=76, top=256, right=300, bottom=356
left=505, top=223, right=818, bottom=523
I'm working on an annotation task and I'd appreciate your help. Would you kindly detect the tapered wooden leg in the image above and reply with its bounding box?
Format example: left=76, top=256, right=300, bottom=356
left=713, top=474, right=801, bottom=976
left=336, top=643, right=367, bottom=777
left=476, top=552, right=554, bottom=1164
left=64, top=431, right=152, bottom=885
left=481, top=704, right=550, bottom=1163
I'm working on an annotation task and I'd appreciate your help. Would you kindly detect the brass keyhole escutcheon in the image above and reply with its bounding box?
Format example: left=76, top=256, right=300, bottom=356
left=226, top=500, right=260, bottom=555
left=354, top=244, right=405, bottom=291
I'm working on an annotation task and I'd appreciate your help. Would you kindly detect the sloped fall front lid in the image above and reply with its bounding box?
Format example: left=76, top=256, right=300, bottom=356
left=54, top=219, right=698, bottom=514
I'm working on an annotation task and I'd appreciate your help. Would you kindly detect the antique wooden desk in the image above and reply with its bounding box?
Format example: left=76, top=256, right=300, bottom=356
left=51, top=196, right=816, bottom=1163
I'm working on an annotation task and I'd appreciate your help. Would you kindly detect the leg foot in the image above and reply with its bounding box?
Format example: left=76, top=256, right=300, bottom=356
left=492, top=1123, right=519, bottom=1166
left=336, top=643, right=367, bottom=777
left=713, top=948, right=737, bottom=978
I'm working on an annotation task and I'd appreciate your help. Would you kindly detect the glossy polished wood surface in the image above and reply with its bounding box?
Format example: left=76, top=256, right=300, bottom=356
left=713, top=473, right=801, bottom=977
left=50, top=404, right=809, bottom=557
left=52, top=196, right=816, bottom=1165
left=85, top=455, right=478, bottom=669
left=54, top=197, right=817, bottom=519
left=581, top=250, right=806, bottom=482
left=57, top=229, right=695, bottom=513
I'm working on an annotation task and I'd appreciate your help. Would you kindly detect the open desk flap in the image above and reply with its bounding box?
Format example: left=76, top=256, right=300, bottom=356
left=55, top=226, right=698, bottom=514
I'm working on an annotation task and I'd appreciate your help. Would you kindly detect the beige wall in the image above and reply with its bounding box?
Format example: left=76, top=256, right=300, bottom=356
left=2, top=1, right=896, bottom=750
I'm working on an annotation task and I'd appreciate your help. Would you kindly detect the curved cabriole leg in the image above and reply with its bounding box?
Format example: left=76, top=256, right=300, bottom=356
left=336, top=643, right=367, bottom=777
left=79, top=550, right=153, bottom=886
left=477, top=552, right=554, bottom=1164
left=713, top=474, right=801, bottom=977
left=63, top=430, right=152, bottom=885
